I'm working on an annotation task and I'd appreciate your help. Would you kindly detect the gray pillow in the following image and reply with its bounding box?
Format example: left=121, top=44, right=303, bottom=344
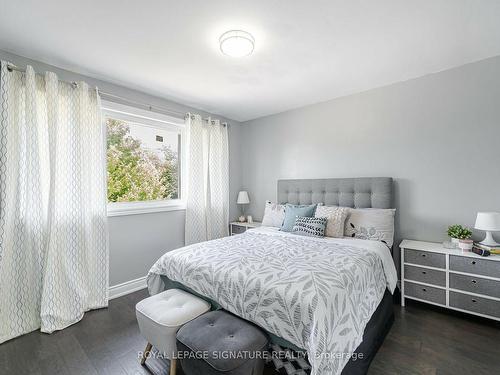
left=292, top=216, right=327, bottom=237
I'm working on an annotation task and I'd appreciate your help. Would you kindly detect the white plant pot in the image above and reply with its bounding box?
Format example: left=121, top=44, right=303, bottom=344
left=458, top=240, right=473, bottom=252
left=451, top=237, right=460, bottom=244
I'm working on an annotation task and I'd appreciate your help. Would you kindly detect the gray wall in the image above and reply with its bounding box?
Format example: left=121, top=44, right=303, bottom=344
left=3, top=48, right=500, bottom=285
left=0, top=50, right=242, bottom=286
left=241, top=56, right=500, bottom=261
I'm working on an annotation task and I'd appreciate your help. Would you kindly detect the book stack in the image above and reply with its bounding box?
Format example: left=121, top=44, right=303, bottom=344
left=472, top=243, right=500, bottom=257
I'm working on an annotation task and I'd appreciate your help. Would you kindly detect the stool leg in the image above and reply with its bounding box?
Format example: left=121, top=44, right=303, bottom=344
left=141, top=342, right=152, bottom=365
left=169, top=358, right=177, bottom=375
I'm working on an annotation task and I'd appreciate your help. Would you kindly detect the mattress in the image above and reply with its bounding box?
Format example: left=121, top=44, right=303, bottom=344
left=147, top=227, right=397, bottom=375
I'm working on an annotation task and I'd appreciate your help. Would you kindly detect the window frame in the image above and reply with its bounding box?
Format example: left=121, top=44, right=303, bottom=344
left=102, top=100, right=187, bottom=217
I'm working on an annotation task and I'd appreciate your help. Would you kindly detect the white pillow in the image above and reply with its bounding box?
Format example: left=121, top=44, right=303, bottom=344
left=261, top=201, right=286, bottom=227
left=314, top=206, right=349, bottom=238
left=344, top=208, right=396, bottom=247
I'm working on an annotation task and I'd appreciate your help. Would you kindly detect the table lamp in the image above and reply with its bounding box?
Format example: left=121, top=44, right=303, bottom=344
left=237, top=191, right=250, bottom=222
left=474, top=212, right=500, bottom=246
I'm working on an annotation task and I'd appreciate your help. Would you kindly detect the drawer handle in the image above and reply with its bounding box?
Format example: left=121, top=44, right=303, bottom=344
left=421, top=271, right=427, bottom=275
left=471, top=280, right=477, bottom=284
left=471, top=261, right=476, bottom=265
left=472, top=299, right=477, bottom=303
left=422, top=288, right=427, bottom=292
left=421, top=254, right=427, bottom=257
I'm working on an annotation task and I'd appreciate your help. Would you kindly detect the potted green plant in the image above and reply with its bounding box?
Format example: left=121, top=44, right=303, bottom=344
left=447, top=224, right=473, bottom=251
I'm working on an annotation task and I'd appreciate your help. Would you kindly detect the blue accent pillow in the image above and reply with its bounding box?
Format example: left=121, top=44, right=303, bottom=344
left=280, top=204, right=317, bottom=232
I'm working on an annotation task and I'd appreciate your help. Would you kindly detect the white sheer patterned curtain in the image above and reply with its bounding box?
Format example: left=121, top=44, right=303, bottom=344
left=0, top=62, right=108, bottom=343
left=185, top=114, right=229, bottom=245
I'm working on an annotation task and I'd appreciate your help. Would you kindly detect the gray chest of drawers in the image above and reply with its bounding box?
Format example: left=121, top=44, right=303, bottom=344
left=400, top=240, right=500, bottom=321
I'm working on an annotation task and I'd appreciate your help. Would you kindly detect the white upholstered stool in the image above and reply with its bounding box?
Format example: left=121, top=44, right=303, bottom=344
left=136, top=288, right=210, bottom=375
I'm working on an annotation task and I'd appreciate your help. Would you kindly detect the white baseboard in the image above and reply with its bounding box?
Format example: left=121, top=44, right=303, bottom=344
left=109, top=276, right=147, bottom=300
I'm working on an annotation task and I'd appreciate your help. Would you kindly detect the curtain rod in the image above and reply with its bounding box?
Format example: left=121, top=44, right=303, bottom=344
left=4, top=63, right=227, bottom=125
left=99, top=91, right=186, bottom=119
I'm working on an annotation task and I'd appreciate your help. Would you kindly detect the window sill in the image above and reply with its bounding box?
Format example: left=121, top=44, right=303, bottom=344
left=107, top=200, right=186, bottom=217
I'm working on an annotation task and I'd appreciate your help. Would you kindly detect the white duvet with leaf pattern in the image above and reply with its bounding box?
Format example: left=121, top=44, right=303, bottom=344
left=147, top=227, right=397, bottom=375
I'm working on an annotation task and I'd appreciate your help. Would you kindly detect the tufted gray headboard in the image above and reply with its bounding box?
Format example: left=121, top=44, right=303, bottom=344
left=277, top=177, right=393, bottom=209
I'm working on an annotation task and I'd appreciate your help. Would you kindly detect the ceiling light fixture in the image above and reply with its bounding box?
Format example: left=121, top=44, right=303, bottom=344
left=219, top=30, right=255, bottom=57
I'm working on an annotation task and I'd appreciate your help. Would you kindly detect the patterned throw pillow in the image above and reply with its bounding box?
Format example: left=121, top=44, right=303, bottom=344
left=344, top=208, right=396, bottom=247
left=261, top=201, right=286, bottom=227
left=292, top=216, right=327, bottom=237
left=281, top=204, right=317, bottom=232
left=314, top=206, right=349, bottom=238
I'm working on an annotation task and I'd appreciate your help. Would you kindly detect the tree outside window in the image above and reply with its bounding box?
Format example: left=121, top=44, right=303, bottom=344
left=106, top=118, right=179, bottom=203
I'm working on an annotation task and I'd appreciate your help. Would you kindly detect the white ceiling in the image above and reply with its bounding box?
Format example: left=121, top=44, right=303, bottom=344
left=1, top=1, right=500, bottom=122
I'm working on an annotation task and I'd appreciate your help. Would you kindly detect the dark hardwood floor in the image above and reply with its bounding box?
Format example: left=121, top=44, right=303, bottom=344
left=0, top=289, right=499, bottom=375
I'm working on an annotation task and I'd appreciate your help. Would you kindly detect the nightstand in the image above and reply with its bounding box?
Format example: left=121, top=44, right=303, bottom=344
left=230, top=221, right=261, bottom=235
left=400, top=240, right=500, bottom=321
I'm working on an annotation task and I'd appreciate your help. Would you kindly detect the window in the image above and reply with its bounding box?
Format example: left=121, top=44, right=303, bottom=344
left=103, top=101, right=186, bottom=216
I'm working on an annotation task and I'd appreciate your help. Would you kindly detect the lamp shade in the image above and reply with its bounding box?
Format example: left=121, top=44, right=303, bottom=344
left=474, top=212, right=500, bottom=231
left=237, top=191, right=250, bottom=204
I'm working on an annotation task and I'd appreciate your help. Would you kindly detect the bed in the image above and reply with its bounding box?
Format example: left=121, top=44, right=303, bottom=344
left=147, top=177, right=397, bottom=375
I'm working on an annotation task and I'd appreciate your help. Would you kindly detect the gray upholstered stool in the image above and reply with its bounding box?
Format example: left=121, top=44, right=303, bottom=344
left=136, top=289, right=210, bottom=375
left=176, top=310, right=269, bottom=375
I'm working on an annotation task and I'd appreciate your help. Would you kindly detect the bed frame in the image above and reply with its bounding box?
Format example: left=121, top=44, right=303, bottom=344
left=277, top=177, right=394, bottom=375
left=156, top=177, right=395, bottom=375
